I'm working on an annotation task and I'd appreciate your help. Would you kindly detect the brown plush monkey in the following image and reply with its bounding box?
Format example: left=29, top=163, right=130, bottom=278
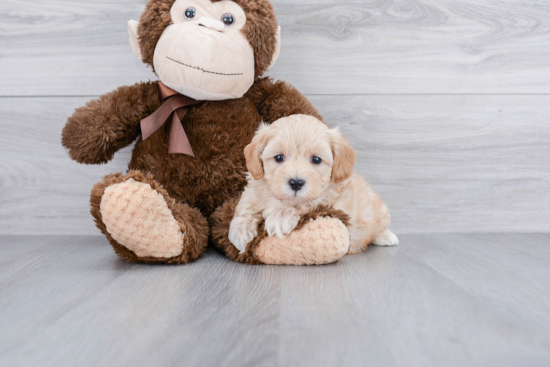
left=62, top=0, right=351, bottom=265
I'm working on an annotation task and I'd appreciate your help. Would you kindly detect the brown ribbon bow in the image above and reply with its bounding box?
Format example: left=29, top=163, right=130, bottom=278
left=140, top=82, right=202, bottom=156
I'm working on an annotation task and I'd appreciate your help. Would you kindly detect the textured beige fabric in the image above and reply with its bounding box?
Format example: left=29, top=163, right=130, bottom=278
left=254, top=217, right=350, bottom=265
left=100, top=179, right=184, bottom=258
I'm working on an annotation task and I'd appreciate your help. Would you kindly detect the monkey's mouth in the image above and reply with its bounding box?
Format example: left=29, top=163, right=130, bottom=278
left=166, top=57, right=243, bottom=76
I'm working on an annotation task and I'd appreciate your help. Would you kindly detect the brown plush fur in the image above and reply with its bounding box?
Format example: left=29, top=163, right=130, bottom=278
left=210, top=197, right=351, bottom=264
left=125, top=78, right=322, bottom=216
left=62, top=82, right=160, bottom=164
left=62, top=0, right=330, bottom=264
left=64, top=78, right=322, bottom=213
left=91, top=170, right=209, bottom=264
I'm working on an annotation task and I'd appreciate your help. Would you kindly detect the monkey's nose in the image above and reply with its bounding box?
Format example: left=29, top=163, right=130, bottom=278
left=289, top=179, right=305, bottom=192
left=198, top=17, right=225, bottom=32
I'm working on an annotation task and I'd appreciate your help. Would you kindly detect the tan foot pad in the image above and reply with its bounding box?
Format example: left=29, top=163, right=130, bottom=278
left=100, top=179, right=184, bottom=258
left=254, top=217, right=350, bottom=265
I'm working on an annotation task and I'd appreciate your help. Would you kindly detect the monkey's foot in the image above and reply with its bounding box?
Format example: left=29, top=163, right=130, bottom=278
left=211, top=199, right=351, bottom=265
left=91, top=171, right=208, bottom=264
left=100, top=179, right=184, bottom=258
left=254, top=216, right=350, bottom=265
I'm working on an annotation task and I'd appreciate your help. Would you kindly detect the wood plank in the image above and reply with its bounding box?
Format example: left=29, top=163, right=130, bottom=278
left=0, top=0, right=156, bottom=96
left=0, top=236, right=281, bottom=367
left=273, top=0, right=550, bottom=95
left=0, top=97, right=133, bottom=235
left=0, top=234, right=549, bottom=366
left=278, top=233, right=550, bottom=366
left=1, top=95, right=549, bottom=235
left=315, top=94, right=550, bottom=233
left=2, top=0, right=550, bottom=95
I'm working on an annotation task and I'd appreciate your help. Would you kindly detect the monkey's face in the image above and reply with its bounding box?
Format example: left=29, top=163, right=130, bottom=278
left=155, top=0, right=254, bottom=100
left=129, top=0, right=281, bottom=101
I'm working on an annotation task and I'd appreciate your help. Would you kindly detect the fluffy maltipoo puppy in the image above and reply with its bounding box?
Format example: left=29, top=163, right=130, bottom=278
left=229, top=114, right=399, bottom=254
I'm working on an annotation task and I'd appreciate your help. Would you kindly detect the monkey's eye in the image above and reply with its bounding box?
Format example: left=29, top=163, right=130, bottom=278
left=311, top=156, right=322, bottom=165
left=275, top=154, right=285, bottom=163
left=185, top=8, right=197, bottom=20
left=222, top=13, right=234, bottom=26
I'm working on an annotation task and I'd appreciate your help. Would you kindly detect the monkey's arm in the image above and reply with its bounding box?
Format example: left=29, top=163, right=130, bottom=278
left=249, top=78, right=323, bottom=123
left=62, top=81, right=160, bottom=164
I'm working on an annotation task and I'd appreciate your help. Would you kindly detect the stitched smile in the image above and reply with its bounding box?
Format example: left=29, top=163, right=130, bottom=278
left=167, top=57, right=243, bottom=76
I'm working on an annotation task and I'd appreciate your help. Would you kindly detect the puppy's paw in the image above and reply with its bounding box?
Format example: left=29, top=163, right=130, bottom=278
left=373, top=229, right=399, bottom=246
left=280, top=213, right=301, bottom=236
left=265, top=211, right=300, bottom=239
left=229, top=218, right=258, bottom=254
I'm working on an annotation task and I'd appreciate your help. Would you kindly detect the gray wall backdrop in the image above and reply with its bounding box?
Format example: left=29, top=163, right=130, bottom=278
left=1, top=0, right=549, bottom=235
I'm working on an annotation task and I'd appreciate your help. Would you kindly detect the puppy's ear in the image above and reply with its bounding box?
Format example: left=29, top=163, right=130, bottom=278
left=329, top=128, right=356, bottom=183
left=245, top=124, right=272, bottom=180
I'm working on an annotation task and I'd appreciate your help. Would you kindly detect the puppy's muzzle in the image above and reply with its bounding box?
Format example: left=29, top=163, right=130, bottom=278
left=289, top=178, right=305, bottom=192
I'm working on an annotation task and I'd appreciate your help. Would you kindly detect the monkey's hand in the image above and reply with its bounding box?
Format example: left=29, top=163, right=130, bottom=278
left=61, top=81, right=159, bottom=164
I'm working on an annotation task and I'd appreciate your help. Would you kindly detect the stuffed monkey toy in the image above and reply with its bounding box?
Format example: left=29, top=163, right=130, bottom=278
left=62, top=0, right=351, bottom=265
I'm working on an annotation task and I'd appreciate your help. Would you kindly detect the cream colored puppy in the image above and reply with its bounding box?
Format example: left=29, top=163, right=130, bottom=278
left=229, top=114, right=399, bottom=254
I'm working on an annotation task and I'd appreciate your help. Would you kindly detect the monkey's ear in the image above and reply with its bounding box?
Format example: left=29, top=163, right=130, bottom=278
left=128, top=20, right=142, bottom=60
left=267, top=26, right=282, bottom=71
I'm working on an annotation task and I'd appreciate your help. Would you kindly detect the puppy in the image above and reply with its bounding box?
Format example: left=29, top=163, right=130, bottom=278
left=229, top=114, right=399, bottom=254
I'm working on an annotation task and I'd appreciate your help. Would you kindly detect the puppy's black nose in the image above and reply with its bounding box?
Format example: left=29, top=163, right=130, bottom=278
left=289, top=178, right=305, bottom=192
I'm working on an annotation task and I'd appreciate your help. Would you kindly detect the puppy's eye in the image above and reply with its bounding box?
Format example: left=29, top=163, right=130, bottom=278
left=222, top=13, right=234, bottom=26
left=274, top=154, right=285, bottom=163
left=185, top=8, right=197, bottom=20
left=311, top=156, right=322, bottom=165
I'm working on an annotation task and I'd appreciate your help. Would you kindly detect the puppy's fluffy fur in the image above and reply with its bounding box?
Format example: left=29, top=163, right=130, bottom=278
left=229, top=115, right=399, bottom=254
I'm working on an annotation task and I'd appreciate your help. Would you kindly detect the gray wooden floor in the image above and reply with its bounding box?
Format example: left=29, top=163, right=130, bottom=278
left=1, top=234, right=549, bottom=367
